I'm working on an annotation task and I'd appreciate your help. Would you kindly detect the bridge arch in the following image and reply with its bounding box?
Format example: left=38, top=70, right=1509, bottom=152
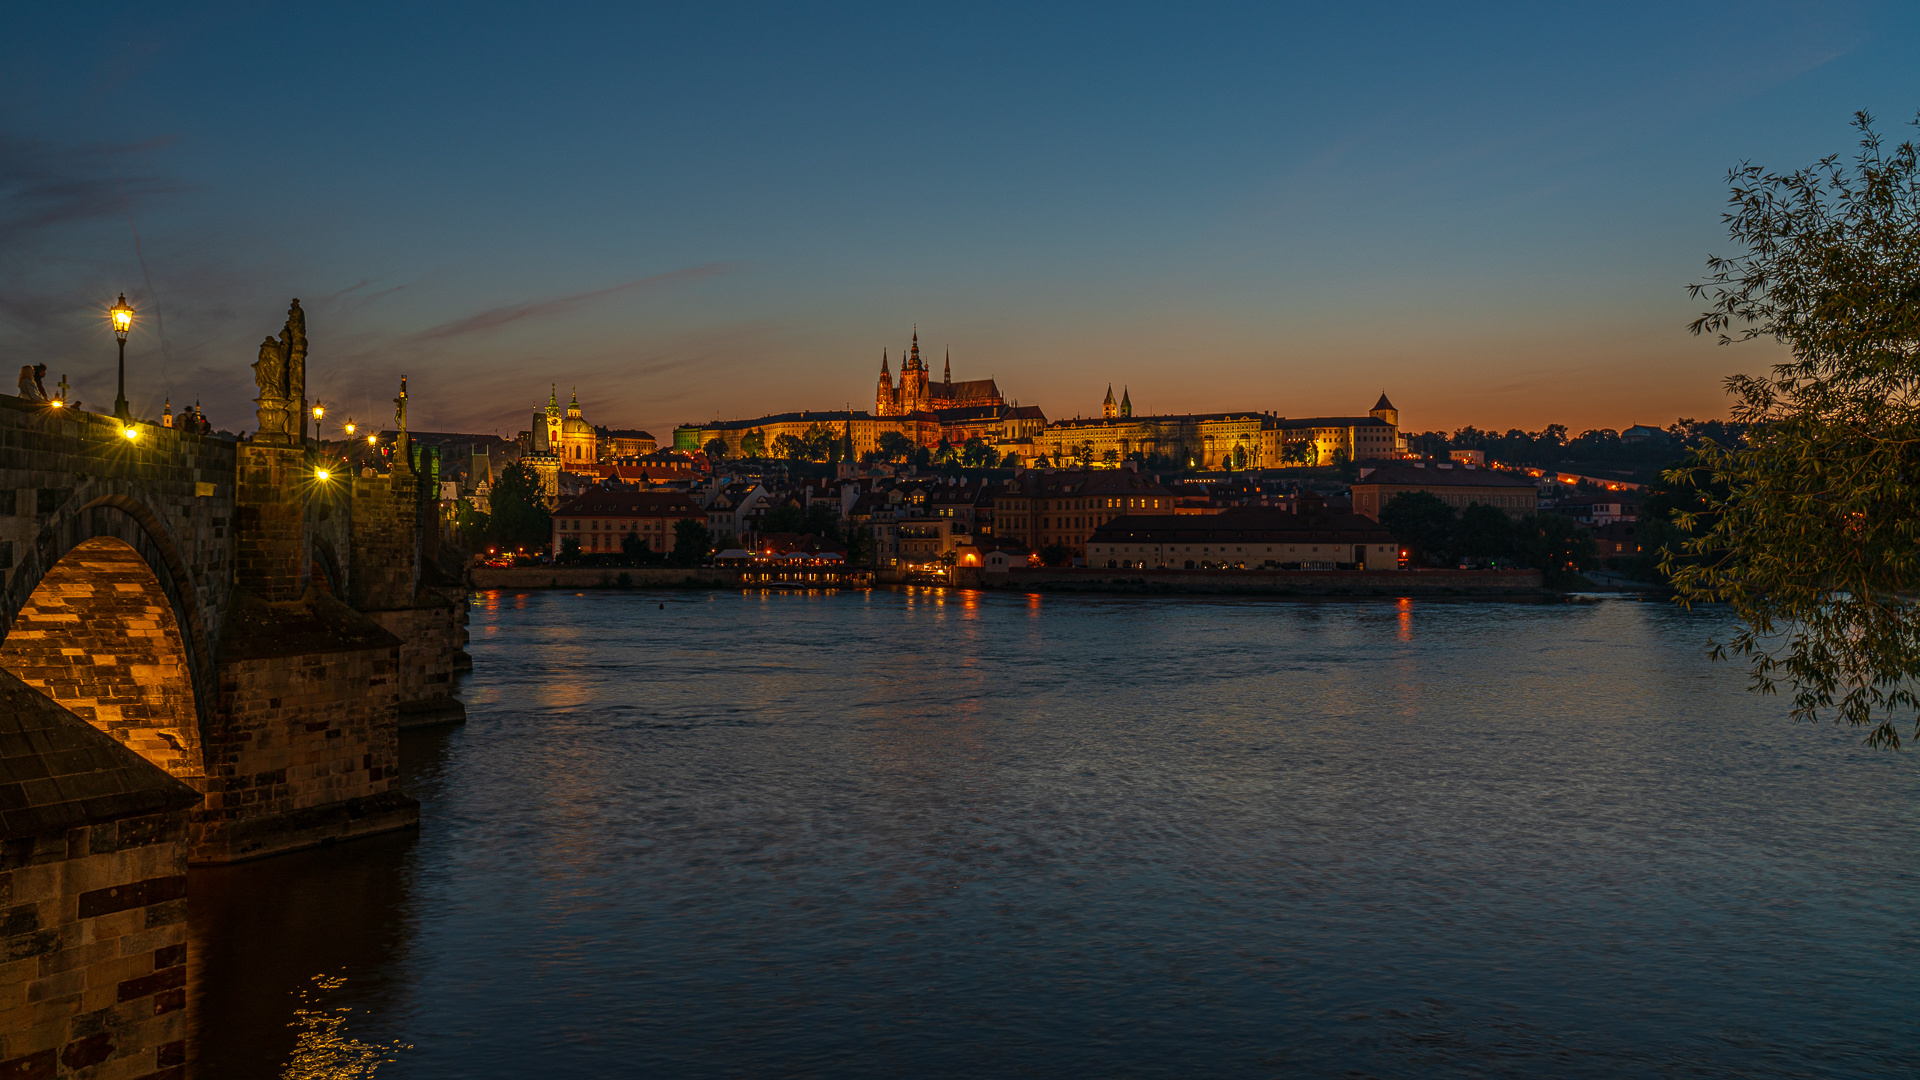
left=0, top=485, right=216, bottom=787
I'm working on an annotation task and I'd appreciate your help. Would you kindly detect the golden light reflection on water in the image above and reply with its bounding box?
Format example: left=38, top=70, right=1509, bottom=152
left=281, top=974, right=407, bottom=1079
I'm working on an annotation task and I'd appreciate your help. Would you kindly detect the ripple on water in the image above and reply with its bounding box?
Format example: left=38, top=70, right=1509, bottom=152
left=191, top=589, right=1920, bottom=1078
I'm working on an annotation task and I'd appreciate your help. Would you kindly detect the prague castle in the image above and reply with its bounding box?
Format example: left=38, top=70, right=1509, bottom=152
left=875, top=331, right=1006, bottom=415
left=667, top=327, right=1410, bottom=469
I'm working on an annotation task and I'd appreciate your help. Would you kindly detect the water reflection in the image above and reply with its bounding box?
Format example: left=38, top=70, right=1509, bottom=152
left=189, top=727, right=458, bottom=1078
left=282, top=975, right=408, bottom=1079
left=188, top=590, right=1919, bottom=1078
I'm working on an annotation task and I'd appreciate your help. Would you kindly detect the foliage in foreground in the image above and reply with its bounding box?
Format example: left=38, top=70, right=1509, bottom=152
left=1668, top=110, right=1920, bottom=748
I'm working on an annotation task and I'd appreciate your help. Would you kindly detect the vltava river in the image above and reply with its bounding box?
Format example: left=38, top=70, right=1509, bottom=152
left=189, top=589, right=1917, bottom=1078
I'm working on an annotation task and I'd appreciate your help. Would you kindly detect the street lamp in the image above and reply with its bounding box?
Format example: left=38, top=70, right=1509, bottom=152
left=343, top=418, right=356, bottom=438
left=312, top=402, right=325, bottom=440
left=109, top=294, right=134, bottom=423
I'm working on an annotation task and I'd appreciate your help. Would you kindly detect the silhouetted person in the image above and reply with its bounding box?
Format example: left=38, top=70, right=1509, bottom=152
left=16, top=364, right=47, bottom=402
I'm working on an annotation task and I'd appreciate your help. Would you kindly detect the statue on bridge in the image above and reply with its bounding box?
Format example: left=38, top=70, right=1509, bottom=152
left=251, top=299, right=309, bottom=444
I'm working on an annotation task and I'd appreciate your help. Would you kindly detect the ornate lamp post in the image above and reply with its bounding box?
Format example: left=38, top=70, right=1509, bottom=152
left=109, top=294, right=134, bottom=423
left=312, top=402, right=326, bottom=441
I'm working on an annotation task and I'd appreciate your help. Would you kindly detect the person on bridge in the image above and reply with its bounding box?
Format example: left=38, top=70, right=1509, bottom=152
left=17, top=363, right=48, bottom=402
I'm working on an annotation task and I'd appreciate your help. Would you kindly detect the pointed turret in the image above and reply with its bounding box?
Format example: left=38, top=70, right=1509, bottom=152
left=944, top=350, right=951, bottom=384
left=568, top=387, right=582, bottom=418
left=880, top=349, right=890, bottom=375
left=1103, top=384, right=1117, bottom=419
left=1369, top=390, right=1399, bottom=430
left=1120, top=386, right=1132, bottom=418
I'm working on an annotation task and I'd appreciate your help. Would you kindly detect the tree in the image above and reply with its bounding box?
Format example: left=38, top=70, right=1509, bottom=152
left=1039, top=543, right=1073, bottom=567
left=704, top=437, right=728, bottom=460
left=1454, top=502, right=1514, bottom=563
left=961, top=436, right=992, bottom=468
left=1514, top=513, right=1596, bottom=589
left=672, top=519, right=712, bottom=566
left=1379, top=491, right=1455, bottom=566
left=876, top=431, right=915, bottom=463
left=739, top=430, right=767, bottom=458
left=558, top=536, right=583, bottom=564
left=772, top=433, right=807, bottom=460
left=1001, top=451, right=1023, bottom=468
left=1073, top=441, right=1094, bottom=467
left=620, top=529, right=655, bottom=564
left=487, top=461, right=551, bottom=551
left=453, top=500, right=490, bottom=550
left=1102, top=448, right=1120, bottom=467
left=1668, top=110, right=1920, bottom=747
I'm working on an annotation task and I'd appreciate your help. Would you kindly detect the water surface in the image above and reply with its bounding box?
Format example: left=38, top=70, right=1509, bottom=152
left=189, top=588, right=1918, bottom=1077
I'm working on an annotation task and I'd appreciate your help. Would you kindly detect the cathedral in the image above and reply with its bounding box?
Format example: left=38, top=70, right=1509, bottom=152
left=874, top=330, right=1005, bottom=416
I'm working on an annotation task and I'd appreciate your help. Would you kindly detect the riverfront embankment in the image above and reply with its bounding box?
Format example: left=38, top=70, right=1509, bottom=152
left=470, top=565, right=1550, bottom=596
left=961, top=566, right=1547, bottom=596
left=469, top=566, right=739, bottom=590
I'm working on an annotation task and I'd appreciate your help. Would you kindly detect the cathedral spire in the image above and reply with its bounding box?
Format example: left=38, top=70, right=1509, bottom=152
left=880, top=349, right=890, bottom=375
left=944, top=350, right=951, bottom=384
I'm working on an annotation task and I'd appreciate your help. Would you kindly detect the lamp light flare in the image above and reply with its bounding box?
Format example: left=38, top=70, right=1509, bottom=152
left=367, top=434, right=378, bottom=446
left=313, top=404, right=325, bottom=420
left=109, top=295, right=134, bottom=337
left=122, top=427, right=138, bottom=441
left=315, top=468, right=332, bottom=482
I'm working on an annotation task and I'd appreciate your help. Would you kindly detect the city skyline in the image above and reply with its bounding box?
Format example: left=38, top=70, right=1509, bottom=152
left=5, top=3, right=1915, bottom=441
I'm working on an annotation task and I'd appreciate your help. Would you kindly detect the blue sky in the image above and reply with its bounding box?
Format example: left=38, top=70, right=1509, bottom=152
left=3, top=2, right=1914, bottom=440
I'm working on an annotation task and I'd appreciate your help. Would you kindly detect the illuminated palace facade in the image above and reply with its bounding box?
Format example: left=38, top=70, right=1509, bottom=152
left=1036, top=392, right=1406, bottom=469
left=672, top=328, right=1409, bottom=468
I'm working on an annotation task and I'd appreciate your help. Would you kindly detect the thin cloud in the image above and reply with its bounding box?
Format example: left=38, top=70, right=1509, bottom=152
left=0, top=134, right=176, bottom=243
left=404, top=263, right=741, bottom=343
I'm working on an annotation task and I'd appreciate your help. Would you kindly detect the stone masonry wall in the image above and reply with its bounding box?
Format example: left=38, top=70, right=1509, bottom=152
left=348, top=470, right=416, bottom=613
left=360, top=607, right=464, bottom=728
left=0, top=398, right=238, bottom=738
left=0, top=539, right=203, bottom=786
left=0, top=814, right=191, bottom=1080
left=232, top=445, right=309, bottom=603
left=198, top=640, right=413, bottom=864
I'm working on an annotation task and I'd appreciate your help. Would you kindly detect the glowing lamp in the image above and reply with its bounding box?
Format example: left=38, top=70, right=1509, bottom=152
left=312, top=403, right=325, bottom=420
left=315, top=468, right=332, bottom=482
left=344, top=419, right=356, bottom=436
left=109, top=294, right=134, bottom=340
left=122, top=426, right=138, bottom=441
left=367, top=434, right=378, bottom=446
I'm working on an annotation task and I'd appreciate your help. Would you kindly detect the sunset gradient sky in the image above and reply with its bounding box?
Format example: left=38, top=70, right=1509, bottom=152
left=4, top=2, right=1916, bottom=441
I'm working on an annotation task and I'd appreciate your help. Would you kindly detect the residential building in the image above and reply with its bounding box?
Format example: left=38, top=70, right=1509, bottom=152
left=1349, top=461, right=1540, bottom=520
left=551, top=489, right=704, bottom=557
left=994, top=468, right=1176, bottom=559
left=596, top=427, right=659, bottom=458
left=1087, top=505, right=1399, bottom=570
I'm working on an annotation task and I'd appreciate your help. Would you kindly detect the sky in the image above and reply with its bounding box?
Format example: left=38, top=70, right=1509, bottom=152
left=3, top=2, right=1916, bottom=442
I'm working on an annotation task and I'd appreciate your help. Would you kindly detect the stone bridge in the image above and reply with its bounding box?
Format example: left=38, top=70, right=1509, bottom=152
left=0, top=301, right=468, bottom=1076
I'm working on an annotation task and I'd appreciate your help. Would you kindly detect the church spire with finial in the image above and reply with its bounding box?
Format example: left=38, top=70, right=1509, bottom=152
left=944, top=350, right=951, bottom=384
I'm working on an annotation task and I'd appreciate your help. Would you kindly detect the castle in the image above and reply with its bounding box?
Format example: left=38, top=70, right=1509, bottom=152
left=875, top=330, right=1005, bottom=416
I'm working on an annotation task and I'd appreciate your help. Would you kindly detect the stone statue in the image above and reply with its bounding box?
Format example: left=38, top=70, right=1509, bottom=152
left=253, top=336, right=286, bottom=402
left=252, top=299, right=309, bottom=444
left=281, top=299, right=307, bottom=433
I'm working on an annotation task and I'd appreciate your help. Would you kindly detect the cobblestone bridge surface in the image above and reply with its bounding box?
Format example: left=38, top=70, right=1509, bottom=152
left=0, top=336, right=470, bottom=1077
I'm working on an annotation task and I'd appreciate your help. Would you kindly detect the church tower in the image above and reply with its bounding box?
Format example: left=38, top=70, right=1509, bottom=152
left=944, top=350, right=951, bottom=386
left=1370, top=392, right=1398, bottom=428
left=876, top=350, right=894, bottom=416
left=544, top=384, right=562, bottom=451
left=1103, top=384, right=1117, bottom=419
left=1120, top=386, right=1132, bottom=418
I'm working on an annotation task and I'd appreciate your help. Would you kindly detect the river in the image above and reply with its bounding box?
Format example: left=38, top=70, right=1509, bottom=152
left=187, top=588, right=1918, bottom=1078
